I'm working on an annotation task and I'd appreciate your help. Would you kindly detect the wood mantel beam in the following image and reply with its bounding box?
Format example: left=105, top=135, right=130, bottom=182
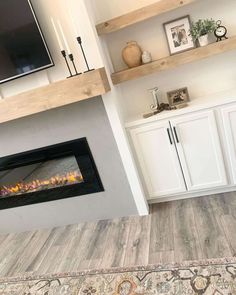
left=0, top=67, right=110, bottom=124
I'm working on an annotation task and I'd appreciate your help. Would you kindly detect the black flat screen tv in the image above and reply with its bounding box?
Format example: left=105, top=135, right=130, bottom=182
left=0, top=0, right=54, bottom=84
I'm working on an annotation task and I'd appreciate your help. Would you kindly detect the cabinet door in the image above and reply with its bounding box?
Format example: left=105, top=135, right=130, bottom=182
left=221, top=105, right=236, bottom=183
left=171, top=110, right=227, bottom=191
left=130, top=121, right=186, bottom=199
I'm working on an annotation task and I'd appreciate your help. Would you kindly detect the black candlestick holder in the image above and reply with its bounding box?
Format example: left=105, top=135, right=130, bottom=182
left=61, top=50, right=73, bottom=78
left=77, top=37, right=94, bottom=73
left=68, top=53, right=82, bottom=76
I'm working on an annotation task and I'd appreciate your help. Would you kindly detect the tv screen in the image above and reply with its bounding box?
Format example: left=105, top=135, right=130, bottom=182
left=0, top=0, right=54, bottom=84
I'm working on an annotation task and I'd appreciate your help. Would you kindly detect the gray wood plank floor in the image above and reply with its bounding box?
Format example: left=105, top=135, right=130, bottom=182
left=0, top=192, right=236, bottom=278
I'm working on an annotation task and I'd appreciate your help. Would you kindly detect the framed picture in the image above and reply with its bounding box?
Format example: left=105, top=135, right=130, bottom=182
left=163, top=15, right=195, bottom=55
left=167, top=87, right=190, bottom=106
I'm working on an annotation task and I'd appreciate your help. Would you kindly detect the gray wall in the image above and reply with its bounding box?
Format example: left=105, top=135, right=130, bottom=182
left=0, top=97, right=138, bottom=233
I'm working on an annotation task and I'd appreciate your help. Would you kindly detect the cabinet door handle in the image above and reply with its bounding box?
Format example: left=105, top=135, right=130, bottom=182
left=173, top=127, right=179, bottom=143
left=167, top=128, right=173, bottom=145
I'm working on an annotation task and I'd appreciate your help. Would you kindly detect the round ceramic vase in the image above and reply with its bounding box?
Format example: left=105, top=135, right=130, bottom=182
left=122, top=41, right=142, bottom=68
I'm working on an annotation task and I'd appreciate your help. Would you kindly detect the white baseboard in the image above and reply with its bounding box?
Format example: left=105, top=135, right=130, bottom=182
left=148, top=185, right=236, bottom=204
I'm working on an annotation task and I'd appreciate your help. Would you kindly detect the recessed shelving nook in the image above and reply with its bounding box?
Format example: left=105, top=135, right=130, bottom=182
left=96, top=0, right=236, bottom=86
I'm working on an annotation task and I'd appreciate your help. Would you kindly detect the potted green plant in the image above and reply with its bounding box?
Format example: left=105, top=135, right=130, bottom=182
left=190, top=19, right=217, bottom=47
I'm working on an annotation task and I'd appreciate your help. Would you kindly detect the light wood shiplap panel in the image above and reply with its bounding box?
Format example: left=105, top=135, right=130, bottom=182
left=96, top=0, right=196, bottom=35
left=111, top=37, right=236, bottom=85
left=0, top=68, right=110, bottom=124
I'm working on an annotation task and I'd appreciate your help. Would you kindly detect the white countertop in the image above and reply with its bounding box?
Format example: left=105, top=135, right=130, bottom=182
left=125, top=88, right=236, bottom=128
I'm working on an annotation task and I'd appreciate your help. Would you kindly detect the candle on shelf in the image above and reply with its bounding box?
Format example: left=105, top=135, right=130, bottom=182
left=57, top=20, right=71, bottom=54
left=51, top=17, right=64, bottom=51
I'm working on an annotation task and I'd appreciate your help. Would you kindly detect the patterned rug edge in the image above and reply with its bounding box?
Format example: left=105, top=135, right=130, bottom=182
left=1, top=256, right=236, bottom=283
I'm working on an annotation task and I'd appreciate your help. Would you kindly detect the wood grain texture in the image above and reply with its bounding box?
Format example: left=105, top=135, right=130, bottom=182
left=56, top=224, right=87, bottom=273
left=111, top=37, right=236, bottom=85
left=148, top=202, right=174, bottom=264
left=0, top=231, right=34, bottom=276
left=96, top=0, right=196, bottom=35
left=173, top=200, right=203, bottom=262
left=0, top=193, right=236, bottom=278
left=25, top=227, right=61, bottom=272
left=6, top=229, right=52, bottom=277
left=68, top=222, right=97, bottom=271
left=192, top=196, right=232, bottom=259
left=124, top=216, right=150, bottom=266
left=100, top=218, right=131, bottom=268
left=221, top=215, right=236, bottom=256
left=208, top=193, right=236, bottom=256
left=85, top=220, right=112, bottom=269
left=0, top=68, right=110, bottom=124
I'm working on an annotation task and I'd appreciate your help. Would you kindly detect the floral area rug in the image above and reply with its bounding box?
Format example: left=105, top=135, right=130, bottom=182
left=1, top=258, right=236, bottom=294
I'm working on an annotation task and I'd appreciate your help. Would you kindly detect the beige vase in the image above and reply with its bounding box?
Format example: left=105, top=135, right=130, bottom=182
left=122, top=41, right=142, bottom=68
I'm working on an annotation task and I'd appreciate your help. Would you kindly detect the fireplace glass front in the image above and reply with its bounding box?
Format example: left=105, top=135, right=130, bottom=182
left=0, top=138, right=103, bottom=210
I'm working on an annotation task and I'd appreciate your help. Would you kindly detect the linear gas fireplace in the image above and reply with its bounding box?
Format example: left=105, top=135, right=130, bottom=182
left=0, top=138, right=104, bottom=210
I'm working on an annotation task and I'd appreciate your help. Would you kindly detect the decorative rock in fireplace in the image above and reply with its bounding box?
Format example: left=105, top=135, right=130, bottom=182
left=0, top=138, right=103, bottom=210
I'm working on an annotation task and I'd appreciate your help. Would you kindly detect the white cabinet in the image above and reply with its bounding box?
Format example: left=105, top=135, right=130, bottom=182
left=171, top=110, right=227, bottom=191
left=221, top=105, right=236, bottom=183
left=129, top=110, right=228, bottom=199
left=130, top=120, right=186, bottom=198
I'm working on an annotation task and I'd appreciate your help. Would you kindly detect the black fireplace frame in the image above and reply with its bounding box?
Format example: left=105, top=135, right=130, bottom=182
left=0, top=138, right=104, bottom=210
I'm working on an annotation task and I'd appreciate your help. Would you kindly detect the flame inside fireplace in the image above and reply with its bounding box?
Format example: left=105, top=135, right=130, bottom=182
left=0, top=171, right=83, bottom=198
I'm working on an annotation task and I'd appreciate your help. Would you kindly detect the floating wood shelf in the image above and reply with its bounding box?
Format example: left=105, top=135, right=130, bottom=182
left=96, top=0, right=196, bottom=36
left=111, top=37, right=236, bottom=85
left=0, top=67, right=110, bottom=124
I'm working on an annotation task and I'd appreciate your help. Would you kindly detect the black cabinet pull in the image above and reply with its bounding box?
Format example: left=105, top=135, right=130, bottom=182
left=173, top=127, right=179, bottom=143
left=167, top=128, right=173, bottom=145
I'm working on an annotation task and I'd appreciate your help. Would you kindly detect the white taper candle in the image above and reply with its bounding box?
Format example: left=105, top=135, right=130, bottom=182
left=67, top=4, right=79, bottom=37
left=57, top=20, right=71, bottom=54
left=51, top=17, right=64, bottom=51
